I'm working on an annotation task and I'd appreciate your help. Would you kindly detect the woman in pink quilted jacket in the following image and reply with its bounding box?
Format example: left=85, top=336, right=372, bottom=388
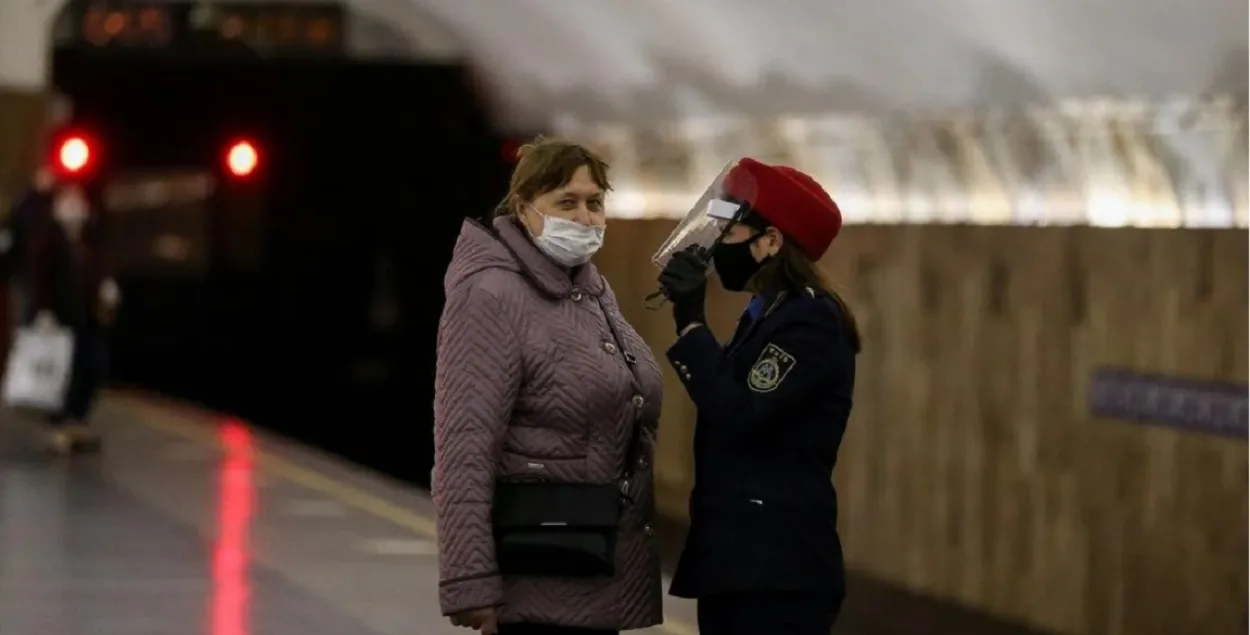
left=433, top=138, right=665, bottom=635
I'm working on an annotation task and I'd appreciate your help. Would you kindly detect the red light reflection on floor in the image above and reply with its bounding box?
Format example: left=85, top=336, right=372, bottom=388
left=211, top=419, right=255, bottom=635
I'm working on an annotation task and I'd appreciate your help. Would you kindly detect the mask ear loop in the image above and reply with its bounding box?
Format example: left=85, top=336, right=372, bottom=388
left=643, top=200, right=750, bottom=311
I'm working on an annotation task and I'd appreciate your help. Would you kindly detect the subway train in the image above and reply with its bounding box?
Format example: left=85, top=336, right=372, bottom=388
left=46, top=43, right=515, bottom=486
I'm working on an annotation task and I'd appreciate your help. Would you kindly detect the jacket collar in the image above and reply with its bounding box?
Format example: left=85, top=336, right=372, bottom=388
left=493, top=216, right=605, bottom=300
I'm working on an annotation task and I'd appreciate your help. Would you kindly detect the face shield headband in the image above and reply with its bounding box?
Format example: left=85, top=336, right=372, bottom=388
left=642, top=197, right=767, bottom=309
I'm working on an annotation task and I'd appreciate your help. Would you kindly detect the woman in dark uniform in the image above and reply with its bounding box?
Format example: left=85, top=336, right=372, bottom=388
left=657, top=157, right=861, bottom=635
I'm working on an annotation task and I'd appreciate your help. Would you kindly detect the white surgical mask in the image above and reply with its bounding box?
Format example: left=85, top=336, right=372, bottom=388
left=528, top=207, right=605, bottom=267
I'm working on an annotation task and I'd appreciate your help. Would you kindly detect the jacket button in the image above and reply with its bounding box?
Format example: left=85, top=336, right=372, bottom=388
left=603, top=341, right=617, bottom=354
left=631, top=394, right=645, bottom=408
left=636, top=455, right=648, bottom=470
left=643, top=524, right=654, bottom=536
left=570, top=287, right=583, bottom=302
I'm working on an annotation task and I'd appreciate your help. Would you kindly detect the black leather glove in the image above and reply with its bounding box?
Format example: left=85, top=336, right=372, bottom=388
left=658, top=245, right=709, bottom=335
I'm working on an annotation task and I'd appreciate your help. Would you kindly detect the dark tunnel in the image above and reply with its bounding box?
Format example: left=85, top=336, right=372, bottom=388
left=52, top=45, right=514, bottom=487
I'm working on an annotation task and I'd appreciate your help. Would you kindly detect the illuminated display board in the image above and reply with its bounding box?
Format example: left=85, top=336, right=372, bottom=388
left=66, top=1, right=345, bottom=55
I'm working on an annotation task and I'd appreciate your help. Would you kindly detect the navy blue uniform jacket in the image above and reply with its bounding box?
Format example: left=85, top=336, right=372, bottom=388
left=666, top=287, right=854, bottom=607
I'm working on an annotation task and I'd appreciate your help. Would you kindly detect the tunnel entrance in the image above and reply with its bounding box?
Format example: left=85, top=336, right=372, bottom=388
left=51, top=47, right=511, bottom=486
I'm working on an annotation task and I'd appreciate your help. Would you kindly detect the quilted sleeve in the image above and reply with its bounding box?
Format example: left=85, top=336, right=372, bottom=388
left=433, top=282, right=522, bottom=615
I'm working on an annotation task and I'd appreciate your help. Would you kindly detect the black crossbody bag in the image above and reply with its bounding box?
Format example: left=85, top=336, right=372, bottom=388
left=492, top=300, right=646, bottom=577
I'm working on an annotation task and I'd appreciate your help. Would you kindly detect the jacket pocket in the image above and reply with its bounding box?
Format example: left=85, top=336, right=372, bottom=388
left=498, top=450, right=589, bottom=482
left=502, top=424, right=589, bottom=460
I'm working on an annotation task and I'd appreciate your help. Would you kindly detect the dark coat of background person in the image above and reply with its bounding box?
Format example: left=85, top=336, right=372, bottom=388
left=25, top=199, right=110, bottom=327
left=1, top=188, right=54, bottom=284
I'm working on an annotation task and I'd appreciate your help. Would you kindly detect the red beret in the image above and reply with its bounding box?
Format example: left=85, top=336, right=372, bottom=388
left=722, top=158, right=842, bottom=261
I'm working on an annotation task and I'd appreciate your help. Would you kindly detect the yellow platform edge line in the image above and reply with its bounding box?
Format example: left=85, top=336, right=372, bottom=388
left=128, top=399, right=699, bottom=635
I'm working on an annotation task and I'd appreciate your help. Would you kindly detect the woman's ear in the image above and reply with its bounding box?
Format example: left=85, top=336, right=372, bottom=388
left=515, top=194, right=535, bottom=217
left=764, top=227, right=784, bottom=257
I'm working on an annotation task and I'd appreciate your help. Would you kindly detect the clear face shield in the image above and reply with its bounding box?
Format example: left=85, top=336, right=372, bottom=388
left=644, top=159, right=760, bottom=309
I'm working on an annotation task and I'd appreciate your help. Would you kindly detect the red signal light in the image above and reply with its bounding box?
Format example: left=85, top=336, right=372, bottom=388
left=225, top=140, right=259, bottom=177
left=57, top=136, right=92, bottom=174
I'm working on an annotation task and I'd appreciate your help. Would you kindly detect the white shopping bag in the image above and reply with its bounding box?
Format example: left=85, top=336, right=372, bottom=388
left=2, top=326, right=74, bottom=412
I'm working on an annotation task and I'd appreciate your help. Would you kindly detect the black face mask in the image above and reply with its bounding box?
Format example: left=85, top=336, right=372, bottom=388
left=712, top=234, right=769, bottom=292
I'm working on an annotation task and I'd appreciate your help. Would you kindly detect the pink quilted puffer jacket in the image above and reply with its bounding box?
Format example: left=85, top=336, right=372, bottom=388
left=433, top=216, right=664, bottom=630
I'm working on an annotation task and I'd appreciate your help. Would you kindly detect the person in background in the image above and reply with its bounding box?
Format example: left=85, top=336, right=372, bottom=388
left=657, top=158, right=860, bottom=635
left=1, top=168, right=57, bottom=323
left=26, top=182, right=118, bottom=454
left=433, top=138, right=664, bottom=635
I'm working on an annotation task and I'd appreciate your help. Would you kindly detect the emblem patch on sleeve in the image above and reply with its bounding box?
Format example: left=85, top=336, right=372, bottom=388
left=748, top=343, right=797, bottom=393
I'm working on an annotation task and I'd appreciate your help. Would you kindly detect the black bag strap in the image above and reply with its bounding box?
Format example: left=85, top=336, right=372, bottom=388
left=595, top=295, right=647, bottom=491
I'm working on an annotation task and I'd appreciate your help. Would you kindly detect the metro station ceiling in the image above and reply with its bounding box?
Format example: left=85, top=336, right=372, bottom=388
left=402, top=0, right=1247, bottom=127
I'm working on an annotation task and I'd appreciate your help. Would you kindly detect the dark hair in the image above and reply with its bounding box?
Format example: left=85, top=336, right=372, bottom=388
left=493, top=136, right=612, bottom=218
left=748, top=239, right=862, bottom=353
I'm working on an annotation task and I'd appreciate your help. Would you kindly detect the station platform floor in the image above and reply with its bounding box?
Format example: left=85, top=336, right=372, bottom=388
left=0, top=392, right=700, bottom=635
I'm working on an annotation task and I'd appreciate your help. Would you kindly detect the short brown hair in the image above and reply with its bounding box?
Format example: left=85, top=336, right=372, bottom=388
left=749, top=240, right=862, bottom=353
left=494, top=136, right=611, bottom=218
